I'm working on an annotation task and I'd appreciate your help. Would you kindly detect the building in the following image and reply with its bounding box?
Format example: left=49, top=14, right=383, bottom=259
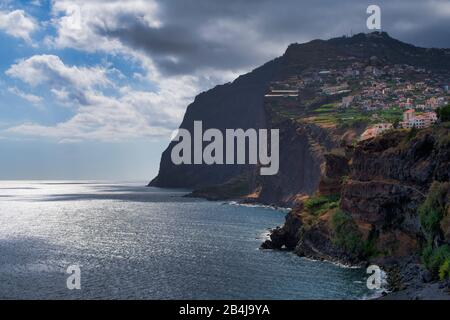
left=360, top=123, right=393, bottom=140
left=400, top=109, right=437, bottom=129
left=265, top=89, right=299, bottom=98
left=341, top=96, right=354, bottom=108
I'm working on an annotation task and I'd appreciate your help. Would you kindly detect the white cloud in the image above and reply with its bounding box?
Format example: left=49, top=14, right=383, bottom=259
left=47, top=0, right=160, bottom=53
left=46, top=0, right=247, bottom=82
left=0, top=9, right=37, bottom=43
left=31, top=0, right=43, bottom=6
left=8, top=87, right=43, bottom=105
left=6, top=54, right=111, bottom=89
left=4, top=54, right=198, bottom=142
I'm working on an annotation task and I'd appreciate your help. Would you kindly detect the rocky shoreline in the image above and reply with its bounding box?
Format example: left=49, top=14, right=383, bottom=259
left=259, top=125, right=450, bottom=300
left=186, top=124, right=450, bottom=300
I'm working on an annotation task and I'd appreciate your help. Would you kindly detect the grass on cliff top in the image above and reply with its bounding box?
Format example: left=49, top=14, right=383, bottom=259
left=269, top=97, right=404, bottom=131
left=304, top=105, right=403, bottom=129
left=304, top=194, right=340, bottom=216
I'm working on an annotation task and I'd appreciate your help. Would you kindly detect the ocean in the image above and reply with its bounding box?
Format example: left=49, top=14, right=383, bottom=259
left=0, top=181, right=374, bottom=299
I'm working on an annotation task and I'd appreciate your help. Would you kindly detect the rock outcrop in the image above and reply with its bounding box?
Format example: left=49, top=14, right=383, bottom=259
left=264, top=124, right=450, bottom=278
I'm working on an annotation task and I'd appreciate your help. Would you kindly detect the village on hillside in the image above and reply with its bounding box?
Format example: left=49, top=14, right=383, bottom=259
left=264, top=56, right=449, bottom=141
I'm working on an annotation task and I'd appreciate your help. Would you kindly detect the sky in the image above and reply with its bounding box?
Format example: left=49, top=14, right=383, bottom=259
left=0, top=0, right=449, bottom=180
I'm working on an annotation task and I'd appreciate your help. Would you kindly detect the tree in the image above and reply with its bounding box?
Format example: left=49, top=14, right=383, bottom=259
left=436, top=104, right=450, bottom=122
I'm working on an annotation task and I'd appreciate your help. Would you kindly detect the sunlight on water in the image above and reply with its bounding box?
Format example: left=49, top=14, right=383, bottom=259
left=0, top=181, right=373, bottom=299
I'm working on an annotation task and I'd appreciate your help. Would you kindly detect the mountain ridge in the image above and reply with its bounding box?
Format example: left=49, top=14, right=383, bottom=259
left=149, top=32, right=450, bottom=206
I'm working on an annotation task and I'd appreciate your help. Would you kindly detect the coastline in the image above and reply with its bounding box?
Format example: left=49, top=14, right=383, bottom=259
left=195, top=193, right=450, bottom=300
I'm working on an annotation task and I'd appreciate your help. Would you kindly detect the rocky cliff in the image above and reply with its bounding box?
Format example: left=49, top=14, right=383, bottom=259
left=263, top=124, right=450, bottom=295
left=150, top=31, right=450, bottom=298
left=150, top=31, right=450, bottom=207
left=149, top=57, right=282, bottom=189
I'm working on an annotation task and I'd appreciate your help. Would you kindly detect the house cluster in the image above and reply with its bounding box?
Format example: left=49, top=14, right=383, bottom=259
left=263, top=56, right=448, bottom=140
left=265, top=60, right=449, bottom=112
left=399, top=109, right=438, bottom=129
left=361, top=108, right=438, bottom=141
left=339, top=70, right=449, bottom=112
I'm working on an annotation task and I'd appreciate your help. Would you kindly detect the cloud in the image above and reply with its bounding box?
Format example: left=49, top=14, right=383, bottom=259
left=4, top=54, right=198, bottom=142
left=46, top=0, right=450, bottom=78
left=8, top=87, right=43, bottom=105
left=3, top=0, right=450, bottom=143
left=0, top=9, right=37, bottom=43
left=6, top=54, right=113, bottom=105
left=31, top=0, right=43, bottom=6
left=6, top=54, right=111, bottom=89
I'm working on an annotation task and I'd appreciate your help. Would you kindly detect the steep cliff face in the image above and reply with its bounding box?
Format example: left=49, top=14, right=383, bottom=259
left=264, top=125, right=450, bottom=267
left=149, top=57, right=282, bottom=188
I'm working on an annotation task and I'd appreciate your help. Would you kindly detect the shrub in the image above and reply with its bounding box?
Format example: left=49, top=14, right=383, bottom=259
left=419, top=182, right=448, bottom=243
left=422, top=244, right=450, bottom=278
left=330, top=210, right=379, bottom=259
left=406, top=126, right=418, bottom=141
left=331, top=210, right=364, bottom=256
left=437, top=104, right=450, bottom=122
left=439, top=259, right=450, bottom=281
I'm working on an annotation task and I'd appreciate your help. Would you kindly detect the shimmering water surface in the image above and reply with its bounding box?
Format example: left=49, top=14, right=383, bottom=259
left=0, top=181, right=373, bottom=299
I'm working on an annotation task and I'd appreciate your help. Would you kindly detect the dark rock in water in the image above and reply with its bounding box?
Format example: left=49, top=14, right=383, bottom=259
left=260, top=206, right=303, bottom=250
left=260, top=240, right=276, bottom=249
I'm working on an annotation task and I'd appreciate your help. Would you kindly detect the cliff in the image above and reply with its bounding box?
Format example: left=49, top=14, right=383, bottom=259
left=150, top=31, right=450, bottom=298
left=149, top=57, right=282, bottom=188
left=150, top=31, right=450, bottom=207
left=263, top=124, right=450, bottom=296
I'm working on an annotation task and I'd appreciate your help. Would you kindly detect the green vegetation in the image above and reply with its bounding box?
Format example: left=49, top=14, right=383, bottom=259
left=331, top=209, right=362, bottom=255
left=309, top=104, right=403, bottom=128
left=439, top=259, right=450, bottom=281
left=376, top=107, right=403, bottom=124
left=304, top=194, right=340, bottom=216
left=271, top=97, right=404, bottom=129
left=330, top=209, right=377, bottom=258
left=419, top=181, right=450, bottom=279
left=405, top=126, right=418, bottom=142
left=335, top=107, right=370, bottom=128
left=422, top=244, right=450, bottom=280
left=419, top=182, right=448, bottom=243
left=437, top=104, right=450, bottom=122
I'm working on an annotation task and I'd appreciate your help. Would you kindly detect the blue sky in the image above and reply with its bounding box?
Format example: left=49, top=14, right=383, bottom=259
left=0, top=0, right=186, bottom=180
left=0, top=0, right=449, bottom=180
